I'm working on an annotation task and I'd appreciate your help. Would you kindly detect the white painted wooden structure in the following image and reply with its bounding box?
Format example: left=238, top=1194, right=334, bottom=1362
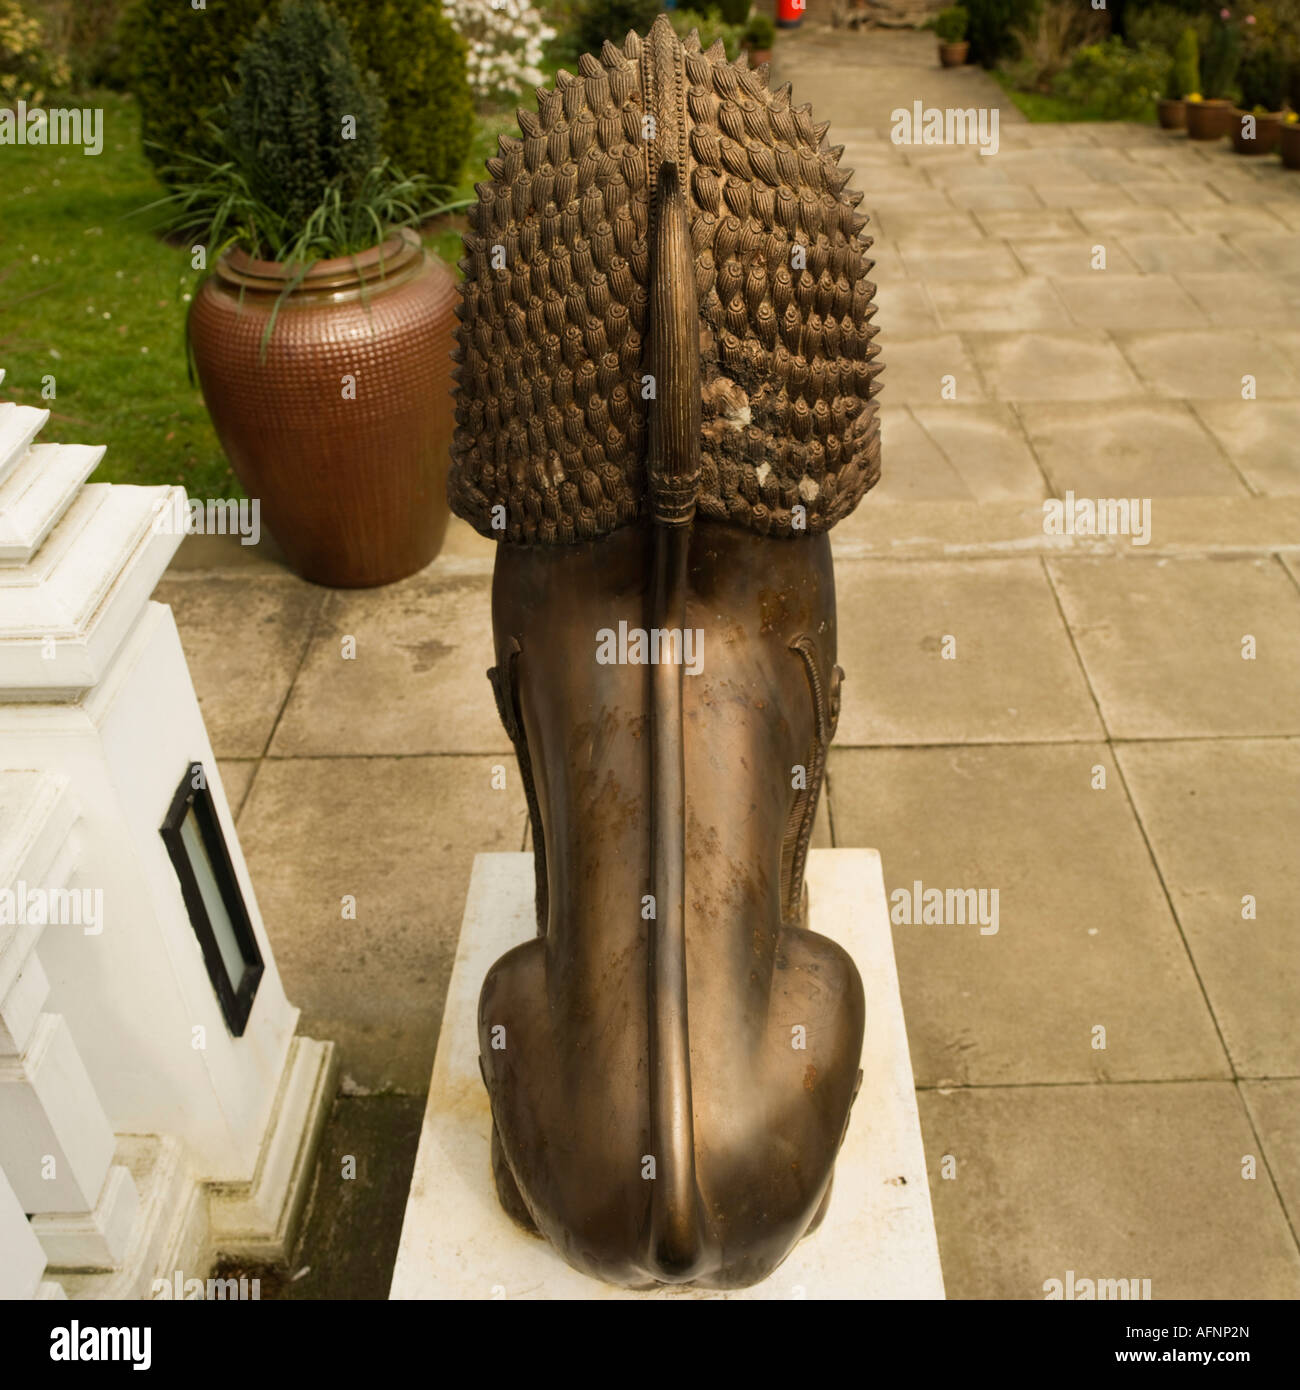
left=0, top=372, right=334, bottom=1298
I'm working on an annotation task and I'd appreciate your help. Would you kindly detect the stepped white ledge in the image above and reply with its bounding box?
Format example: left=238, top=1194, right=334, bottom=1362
left=0, top=769, right=80, bottom=1039
left=208, top=1036, right=338, bottom=1263
left=0, top=442, right=106, bottom=565
left=0, top=400, right=49, bottom=489
left=0, top=482, right=185, bottom=697
left=31, top=1161, right=140, bottom=1269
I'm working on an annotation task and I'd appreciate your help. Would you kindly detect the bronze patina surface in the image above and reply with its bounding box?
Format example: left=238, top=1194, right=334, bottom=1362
left=449, top=15, right=882, bottom=1289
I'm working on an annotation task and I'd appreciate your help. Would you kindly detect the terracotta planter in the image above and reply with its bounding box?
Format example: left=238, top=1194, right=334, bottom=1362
left=1184, top=98, right=1235, bottom=141
left=188, top=228, right=456, bottom=588
left=938, top=41, right=969, bottom=68
left=1157, top=98, right=1186, bottom=130
left=1230, top=109, right=1284, bottom=155
left=745, top=45, right=772, bottom=67
left=1281, top=120, right=1300, bottom=170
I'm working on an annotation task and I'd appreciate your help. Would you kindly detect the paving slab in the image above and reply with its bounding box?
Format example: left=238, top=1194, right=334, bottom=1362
left=1208, top=172, right=1300, bottom=204
left=1027, top=183, right=1134, bottom=208
left=828, top=744, right=1228, bottom=1087
left=832, top=558, right=1101, bottom=745
left=1119, top=233, right=1248, bottom=274
left=1048, top=557, right=1300, bottom=738
left=881, top=334, right=986, bottom=404
left=1175, top=271, right=1300, bottom=329
left=157, top=574, right=325, bottom=759
left=972, top=209, right=1082, bottom=240
left=982, top=153, right=1095, bottom=187
left=1241, top=1081, right=1300, bottom=1242
left=1175, top=203, right=1290, bottom=235
left=866, top=244, right=908, bottom=284
left=866, top=187, right=957, bottom=214
left=918, top=1083, right=1300, bottom=1299
left=1084, top=125, right=1173, bottom=149
left=1115, top=329, right=1300, bottom=400
left=872, top=407, right=964, bottom=503
left=1074, top=206, right=1188, bottom=238
left=1123, top=180, right=1229, bottom=208
left=270, top=570, right=508, bottom=757
left=925, top=275, right=1073, bottom=333
left=872, top=210, right=983, bottom=245
left=238, top=755, right=527, bottom=1092
left=1258, top=199, right=1300, bottom=231
left=896, top=241, right=1023, bottom=280
left=1226, top=233, right=1300, bottom=274
left=1066, top=151, right=1175, bottom=185
left=1192, top=401, right=1300, bottom=495
left=1117, top=739, right=1300, bottom=1078
left=1050, top=273, right=1207, bottom=331
left=1008, top=238, right=1138, bottom=276
left=1000, top=123, right=1100, bottom=148
left=872, top=279, right=940, bottom=335
left=1017, top=399, right=1247, bottom=498
left=772, top=26, right=1024, bottom=138
left=219, top=759, right=258, bottom=821
left=907, top=403, right=1046, bottom=501
left=965, top=331, right=1144, bottom=401
left=945, top=184, right=1044, bottom=212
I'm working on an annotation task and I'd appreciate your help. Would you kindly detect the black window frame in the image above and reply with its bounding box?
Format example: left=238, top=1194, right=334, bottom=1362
left=160, top=761, right=264, bottom=1037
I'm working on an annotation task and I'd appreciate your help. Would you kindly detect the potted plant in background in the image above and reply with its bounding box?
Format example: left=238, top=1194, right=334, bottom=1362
left=1232, top=39, right=1288, bottom=154
left=160, top=0, right=464, bottom=588
left=1158, top=27, right=1199, bottom=130
left=935, top=5, right=970, bottom=68
left=1186, top=10, right=1242, bottom=141
left=743, top=9, right=776, bottom=67
left=1282, top=55, right=1300, bottom=169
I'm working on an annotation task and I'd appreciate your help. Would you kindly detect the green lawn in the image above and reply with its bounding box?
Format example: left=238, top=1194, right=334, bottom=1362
left=0, top=89, right=509, bottom=498
left=1, top=91, right=238, bottom=495
left=992, top=71, right=1157, bottom=125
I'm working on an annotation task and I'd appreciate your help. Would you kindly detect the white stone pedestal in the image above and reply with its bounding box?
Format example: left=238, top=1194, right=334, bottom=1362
left=0, top=374, right=334, bottom=1296
left=391, top=848, right=945, bottom=1300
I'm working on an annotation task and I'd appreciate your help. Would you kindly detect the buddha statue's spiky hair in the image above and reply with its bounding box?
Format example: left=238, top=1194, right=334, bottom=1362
left=448, top=15, right=882, bottom=546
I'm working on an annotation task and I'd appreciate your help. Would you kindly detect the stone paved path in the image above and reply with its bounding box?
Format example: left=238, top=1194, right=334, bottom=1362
left=170, top=25, right=1300, bottom=1298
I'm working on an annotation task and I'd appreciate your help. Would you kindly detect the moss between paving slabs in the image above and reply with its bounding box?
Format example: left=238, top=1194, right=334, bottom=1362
left=212, top=1094, right=424, bottom=1300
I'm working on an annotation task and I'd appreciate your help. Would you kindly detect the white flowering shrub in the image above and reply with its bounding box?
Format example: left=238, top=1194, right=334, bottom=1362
left=444, top=0, right=556, bottom=106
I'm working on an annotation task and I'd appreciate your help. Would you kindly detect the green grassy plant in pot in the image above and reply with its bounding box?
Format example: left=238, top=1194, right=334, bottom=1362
left=743, top=10, right=776, bottom=67
left=1186, top=11, right=1242, bottom=141
left=1159, top=27, right=1200, bottom=130
left=1232, top=43, right=1288, bottom=154
left=934, top=6, right=970, bottom=68
left=165, top=0, right=465, bottom=588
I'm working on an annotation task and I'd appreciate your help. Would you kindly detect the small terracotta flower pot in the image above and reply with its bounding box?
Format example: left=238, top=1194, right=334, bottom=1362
left=1157, top=98, right=1186, bottom=130
left=745, top=46, right=772, bottom=67
left=1230, top=109, right=1283, bottom=155
left=1185, top=98, right=1235, bottom=141
left=1281, top=120, right=1300, bottom=170
left=938, top=41, right=969, bottom=68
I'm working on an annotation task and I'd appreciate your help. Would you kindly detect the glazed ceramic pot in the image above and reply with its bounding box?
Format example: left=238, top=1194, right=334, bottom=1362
left=188, top=228, right=457, bottom=588
left=1230, top=109, right=1283, bottom=155
left=1185, top=98, right=1235, bottom=141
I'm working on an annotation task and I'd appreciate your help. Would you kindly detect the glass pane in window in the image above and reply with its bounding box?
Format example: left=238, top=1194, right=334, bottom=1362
left=180, top=806, right=249, bottom=993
